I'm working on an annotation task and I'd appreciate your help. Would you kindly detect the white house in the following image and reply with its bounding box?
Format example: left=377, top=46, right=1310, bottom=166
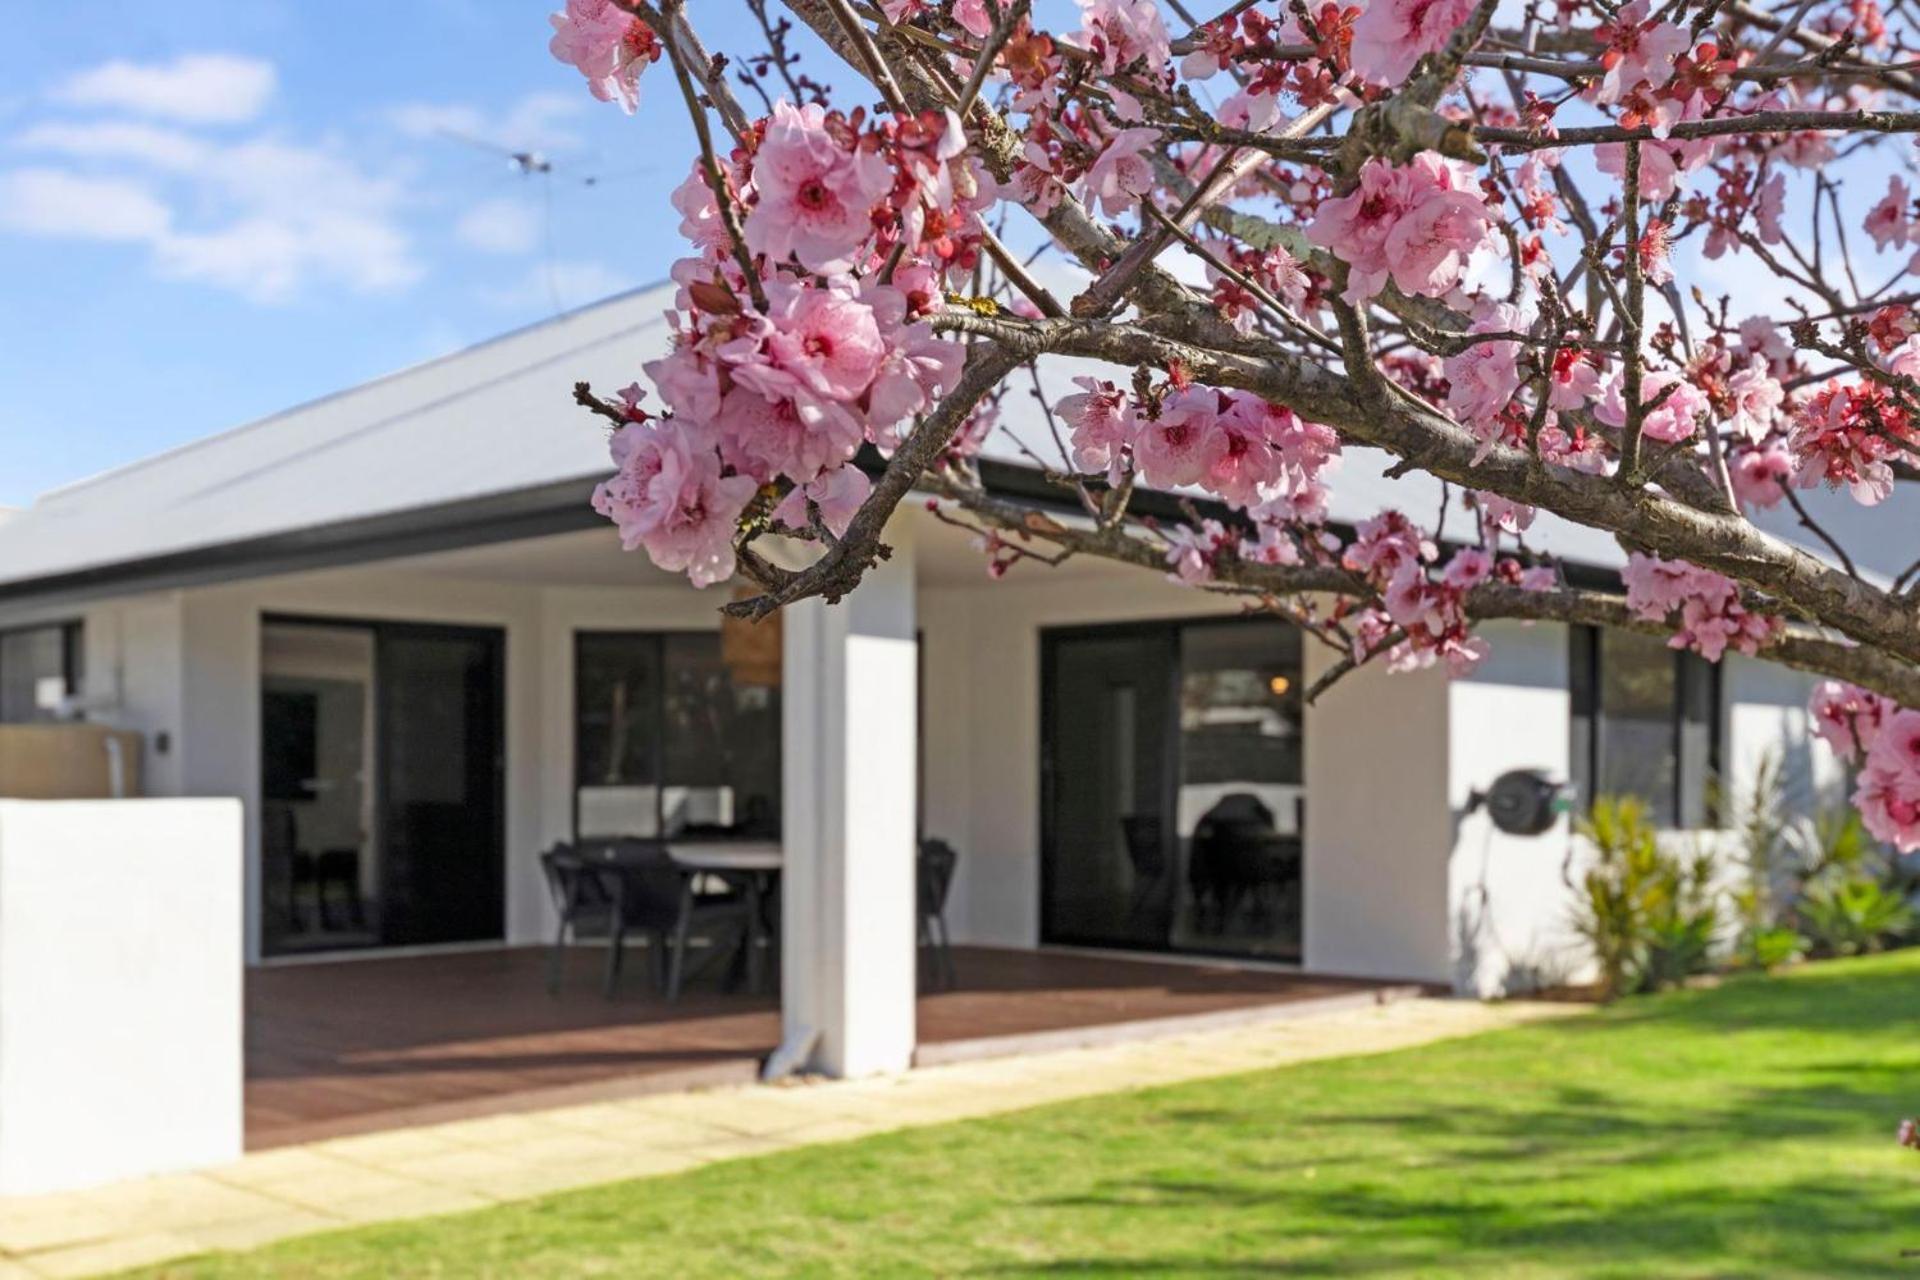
left=0, top=283, right=1879, bottom=1114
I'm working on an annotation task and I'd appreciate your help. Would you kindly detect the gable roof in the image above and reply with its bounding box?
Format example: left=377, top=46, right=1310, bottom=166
left=0, top=283, right=1901, bottom=609
left=0, top=285, right=673, bottom=605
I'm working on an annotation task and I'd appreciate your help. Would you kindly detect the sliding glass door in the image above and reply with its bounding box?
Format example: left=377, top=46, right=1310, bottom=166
left=1041, top=618, right=1304, bottom=962
left=260, top=618, right=504, bottom=957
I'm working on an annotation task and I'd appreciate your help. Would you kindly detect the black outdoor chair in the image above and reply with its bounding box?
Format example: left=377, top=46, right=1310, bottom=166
left=917, top=837, right=959, bottom=990
left=540, top=839, right=751, bottom=1000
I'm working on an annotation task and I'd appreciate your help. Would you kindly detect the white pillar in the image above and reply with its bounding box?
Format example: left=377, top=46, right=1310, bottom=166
left=778, top=523, right=918, bottom=1078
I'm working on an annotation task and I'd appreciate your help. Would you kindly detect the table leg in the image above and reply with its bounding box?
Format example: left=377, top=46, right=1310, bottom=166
left=745, top=873, right=767, bottom=994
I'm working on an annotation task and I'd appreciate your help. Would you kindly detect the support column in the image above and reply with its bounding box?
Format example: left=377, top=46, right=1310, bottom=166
left=777, top=523, right=918, bottom=1078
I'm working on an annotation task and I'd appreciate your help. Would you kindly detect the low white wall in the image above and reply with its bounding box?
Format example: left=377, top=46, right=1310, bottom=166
left=0, top=799, right=243, bottom=1195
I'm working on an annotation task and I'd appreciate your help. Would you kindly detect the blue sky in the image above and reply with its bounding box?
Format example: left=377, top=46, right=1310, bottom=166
left=0, top=2, right=819, bottom=507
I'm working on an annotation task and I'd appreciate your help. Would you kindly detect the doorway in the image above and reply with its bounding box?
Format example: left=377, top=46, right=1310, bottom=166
left=260, top=617, right=505, bottom=957
left=1040, top=617, right=1304, bottom=962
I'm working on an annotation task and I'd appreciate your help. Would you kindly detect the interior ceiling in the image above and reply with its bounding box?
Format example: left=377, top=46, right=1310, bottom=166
left=382, top=505, right=1141, bottom=590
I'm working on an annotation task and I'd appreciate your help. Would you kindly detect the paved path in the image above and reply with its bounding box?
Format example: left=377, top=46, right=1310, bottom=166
left=0, top=997, right=1574, bottom=1278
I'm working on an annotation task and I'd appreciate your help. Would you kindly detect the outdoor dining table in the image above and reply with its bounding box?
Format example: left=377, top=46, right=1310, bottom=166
left=667, top=840, right=783, bottom=994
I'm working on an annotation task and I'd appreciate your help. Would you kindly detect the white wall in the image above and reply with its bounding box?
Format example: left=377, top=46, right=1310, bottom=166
left=1446, top=621, right=1585, bottom=996
left=1302, top=637, right=1455, bottom=982
left=0, top=799, right=243, bottom=1194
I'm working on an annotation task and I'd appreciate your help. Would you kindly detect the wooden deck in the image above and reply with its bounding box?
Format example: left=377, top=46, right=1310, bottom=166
left=246, top=945, right=1398, bottom=1149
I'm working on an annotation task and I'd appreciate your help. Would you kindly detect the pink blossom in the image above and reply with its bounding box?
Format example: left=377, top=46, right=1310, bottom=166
left=773, top=465, right=872, bottom=538
left=1011, top=141, right=1067, bottom=216
left=1349, top=0, right=1477, bottom=86
left=1595, top=138, right=1712, bottom=201
left=1057, top=377, right=1138, bottom=475
left=1729, top=443, right=1793, bottom=510
left=1134, top=386, right=1219, bottom=489
left=1855, top=752, right=1920, bottom=853
left=1809, top=680, right=1889, bottom=763
left=1203, top=395, right=1288, bottom=505
left=1075, top=0, right=1172, bottom=74
left=1445, top=306, right=1524, bottom=455
left=714, top=386, right=864, bottom=484
left=1081, top=127, right=1160, bottom=217
left=1164, top=520, right=1231, bottom=584
left=1726, top=356, right=1785, bottom=442
left=1442, top=547, right=1494, bottom=588
left=549, top=0, right=659, bottom=113
left=1306, top=153, right=1494, bottom=305
left=1597, top=369, right=1706, bottom=443
left=1344, top=510, right=1435, bottom=582
left=1866, top=175, right=1913, bottom=252
left=592, top=418, right=757, bottom=587
left=1549, top=351, right=1602, bottom=411
left=883, top=0, right=990, bottom=36
left=1476, top=492, right=1536, bottom=534
left=1622, top=552, right=1782, bottom=661
left=1740, top=316, right=1793, bottom=375
left=669, top=165, right=734, bottom=258
left=866, top=324, right=965, bottom=443
left=745, top=101, right=893, bottom=274
left=1594, top=0, right=1691, bottom=110
left=729, top=283, right=886, bottom=404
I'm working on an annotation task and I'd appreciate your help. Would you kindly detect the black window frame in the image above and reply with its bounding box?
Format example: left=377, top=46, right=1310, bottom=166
left=571, top=629, right=783, bottom=842
left=1569, top=624, right=1724, bottom=829
left=0, top=620, right=84, bottom=723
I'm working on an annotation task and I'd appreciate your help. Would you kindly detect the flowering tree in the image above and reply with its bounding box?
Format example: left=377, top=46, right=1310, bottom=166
left=550, top=0, right=1920, bottom=848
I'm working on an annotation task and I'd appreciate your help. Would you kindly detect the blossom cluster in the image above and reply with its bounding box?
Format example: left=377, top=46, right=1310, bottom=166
left=1305, top=153, right=1498, bottom=306
left=548, top=0, right=660, bottom=113
left=583, top=95, right=984, bottom=584
left=1810, top=681, right=1920, bottom=853
left=1620, top=553, right=1783, bottom=662
left=1340, top=512, right=1552, bottom=677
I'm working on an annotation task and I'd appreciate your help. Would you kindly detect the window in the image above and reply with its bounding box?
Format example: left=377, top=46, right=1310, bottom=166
left=574, top=631, right=781, bottom=840
left=1569, top=626, right=1721, bottom=828
left=0, top=622, right=83, bottom=722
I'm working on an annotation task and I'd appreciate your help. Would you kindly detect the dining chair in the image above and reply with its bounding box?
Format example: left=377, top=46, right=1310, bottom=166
left=540, top=840, right=753, bottom=1000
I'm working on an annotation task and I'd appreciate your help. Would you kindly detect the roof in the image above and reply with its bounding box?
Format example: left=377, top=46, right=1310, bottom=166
left=0, top=285, right=674, bottom=602
left=0, top=284, right=1903, bottom=607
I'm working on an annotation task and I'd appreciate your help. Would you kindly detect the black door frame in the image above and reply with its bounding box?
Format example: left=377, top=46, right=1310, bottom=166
left=260, top=612, right=508, bottom=955
left=1038, top=614, right=1305, bottom=963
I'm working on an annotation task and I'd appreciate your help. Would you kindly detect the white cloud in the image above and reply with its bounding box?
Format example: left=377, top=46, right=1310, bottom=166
left=156, top=215, right=418, bottom=302
left=51, top=54, right=276, bottom=125
left=480, top=259, right=633, bottom=310
left=389, top=91, right=585, bottom=154
left=0, top=168, right=171, bottom=242
left=455, top=198, right=539, bottom=254
left=5, top=121, right=421, bottom=302
left=12, top=120, right=210, bottom=171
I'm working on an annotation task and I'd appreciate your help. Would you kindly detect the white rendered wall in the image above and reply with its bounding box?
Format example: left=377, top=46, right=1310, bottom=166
left=1302, top=638, right=1455, bottom=981
left=1445, top=621, right=1583, bottom=996
left=0, top=799, right=243, bottom=1195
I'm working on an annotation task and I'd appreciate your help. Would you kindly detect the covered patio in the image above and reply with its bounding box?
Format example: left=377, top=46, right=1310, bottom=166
left=245, top=945, right=1409, bottom=1149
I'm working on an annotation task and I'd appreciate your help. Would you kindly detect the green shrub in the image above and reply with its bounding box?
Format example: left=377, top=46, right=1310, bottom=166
left=1739, top=924, right=1808, bottom=970
left=1798, top=876, right=1915, bottom=957
left=1572, top=796, right=1722, bottom=1000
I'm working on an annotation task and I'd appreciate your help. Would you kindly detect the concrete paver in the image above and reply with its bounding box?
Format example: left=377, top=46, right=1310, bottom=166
left=0, top=996, right=1572, bottom=1277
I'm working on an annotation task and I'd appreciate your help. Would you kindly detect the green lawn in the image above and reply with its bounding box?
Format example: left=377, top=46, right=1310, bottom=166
left=136, top=952, right=1920, bottom=1278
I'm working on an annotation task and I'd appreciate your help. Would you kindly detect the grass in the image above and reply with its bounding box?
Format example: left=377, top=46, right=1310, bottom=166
left=133, top=952, right=1920, bottom=1278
